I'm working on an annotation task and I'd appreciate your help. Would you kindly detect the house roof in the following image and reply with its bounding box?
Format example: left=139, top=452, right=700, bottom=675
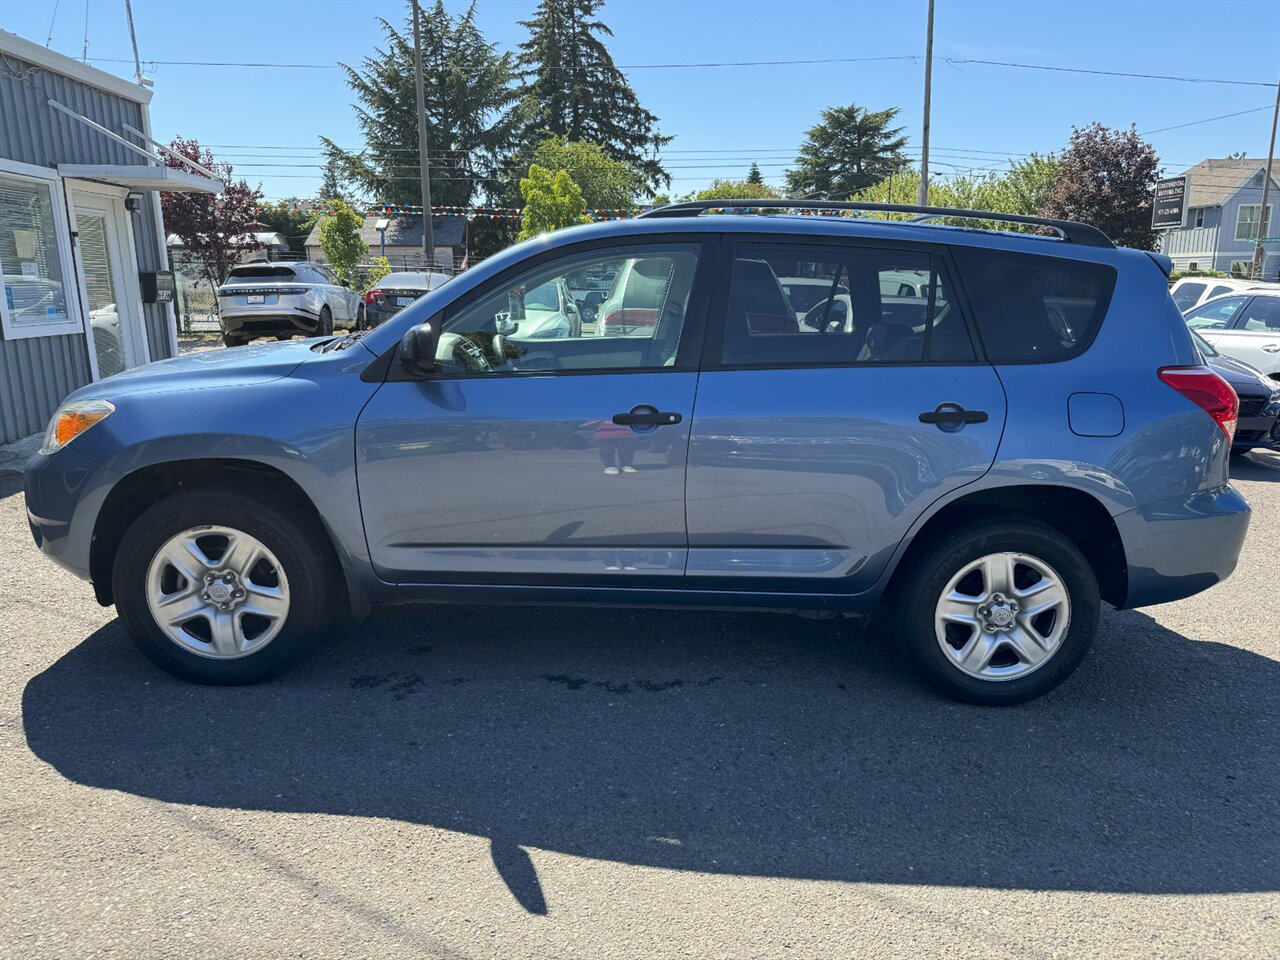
left=1180, top=158, right=1280, bottom=208
left=303, top=215, right=466, bottom=250
left=0, top=29, right=153, bottom=104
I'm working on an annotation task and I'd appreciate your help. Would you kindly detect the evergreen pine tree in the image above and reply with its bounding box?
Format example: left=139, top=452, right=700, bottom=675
left=516, top=0, right=671, bottom=195
left=785, top=104, right=910, bottom=199
left=746, top=162, right=764, bottom=185
left=322, top=1, right=519, bottom=208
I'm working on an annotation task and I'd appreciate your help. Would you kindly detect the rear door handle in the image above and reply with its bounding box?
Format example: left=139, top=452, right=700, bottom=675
left=613, top=405, right=682, bottom=427
left=919, top=402, right=988, bottom=426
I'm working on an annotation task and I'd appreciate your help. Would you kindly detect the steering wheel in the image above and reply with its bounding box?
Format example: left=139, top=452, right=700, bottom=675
left=450, top=333, right=493, bottom=373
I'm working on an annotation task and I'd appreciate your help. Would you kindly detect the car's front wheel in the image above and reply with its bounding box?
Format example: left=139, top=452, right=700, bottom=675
left=112, top=489, right=339, bottom=683
left=892, top=517, right=1099, bottom=705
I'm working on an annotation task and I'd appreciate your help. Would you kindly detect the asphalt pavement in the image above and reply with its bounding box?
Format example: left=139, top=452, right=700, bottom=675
left=1, top=457, right=1277, bottom=959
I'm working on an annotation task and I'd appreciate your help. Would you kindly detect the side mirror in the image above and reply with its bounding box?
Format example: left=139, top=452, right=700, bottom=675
left=399, top=322, right=438, bottom=376
left=340, top=279, right=352, bottom=288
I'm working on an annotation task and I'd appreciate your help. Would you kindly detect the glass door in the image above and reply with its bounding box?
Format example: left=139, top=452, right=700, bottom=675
left=70, top=189, right=147, bottom=379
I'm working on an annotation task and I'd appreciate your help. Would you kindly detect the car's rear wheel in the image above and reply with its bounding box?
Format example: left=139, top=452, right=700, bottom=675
left=317, top=306, right=333, bottom=337
left=112, top=489, right=340, bottom=684
left=891, top=516, right=1099, bottom=705
left=355, top=303, right=367, bottom=331
left=222, top=333, right=248, bottom=347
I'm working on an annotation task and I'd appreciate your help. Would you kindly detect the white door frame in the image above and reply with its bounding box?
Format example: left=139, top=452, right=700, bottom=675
left=66, top=182, right=151, bottom=380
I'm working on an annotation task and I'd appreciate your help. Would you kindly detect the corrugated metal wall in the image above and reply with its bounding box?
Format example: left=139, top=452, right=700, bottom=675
left=0, top=49, right=173, bottom=442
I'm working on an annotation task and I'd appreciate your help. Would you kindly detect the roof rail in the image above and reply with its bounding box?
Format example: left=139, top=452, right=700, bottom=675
left=635, top=199, right=1115, bottom=249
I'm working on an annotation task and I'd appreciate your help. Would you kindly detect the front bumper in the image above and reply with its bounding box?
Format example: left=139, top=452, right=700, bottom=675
left=24, top=446, right=117, bottom=582
left=1114, top=484, right=1251, bottom=608
left=1232, top=395, right=1280, bottom=450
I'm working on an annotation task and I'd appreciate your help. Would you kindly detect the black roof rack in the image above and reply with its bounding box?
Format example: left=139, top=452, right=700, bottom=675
left=635, top=199, right=1115, bottom=249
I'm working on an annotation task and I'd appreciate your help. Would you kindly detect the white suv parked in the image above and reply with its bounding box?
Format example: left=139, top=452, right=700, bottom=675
left=217, top=262, right=363, bottom=346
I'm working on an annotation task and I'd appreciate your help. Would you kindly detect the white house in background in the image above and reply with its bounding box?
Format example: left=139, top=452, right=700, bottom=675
left=167, top=227, right=291, bottom=264
left=1158, top=158, right=1278, bottom=279
left=303, top=215, right=466, bottom=270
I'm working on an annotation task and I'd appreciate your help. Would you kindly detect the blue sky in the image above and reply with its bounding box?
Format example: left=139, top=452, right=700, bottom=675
left=3, top=0, right=1278, bottom=202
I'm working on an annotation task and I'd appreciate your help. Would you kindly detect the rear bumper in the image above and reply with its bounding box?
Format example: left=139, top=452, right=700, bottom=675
left=364, top=303, right=406, bottom=327
left=218, top=306, right=320, bottom=338
left=1115, top=484, right=1250, bottom=608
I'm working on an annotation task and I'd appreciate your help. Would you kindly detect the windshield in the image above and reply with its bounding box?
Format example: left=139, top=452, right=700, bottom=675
left=523, top=282, right=560, bottom=311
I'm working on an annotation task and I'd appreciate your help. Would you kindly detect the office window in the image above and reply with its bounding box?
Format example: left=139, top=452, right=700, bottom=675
left=0, top=170, right=78, bottom=339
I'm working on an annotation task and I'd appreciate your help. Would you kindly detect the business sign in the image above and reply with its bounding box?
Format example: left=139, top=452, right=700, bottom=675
left=1152, top=177, right=1187, bottom=229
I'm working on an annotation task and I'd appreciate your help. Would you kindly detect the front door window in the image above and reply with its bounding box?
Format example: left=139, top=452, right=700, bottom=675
left=436, top=244, right=701, bottom=374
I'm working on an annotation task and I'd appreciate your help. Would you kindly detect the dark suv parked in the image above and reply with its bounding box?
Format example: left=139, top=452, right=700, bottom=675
left=26, top=201, right=1249, bottom=704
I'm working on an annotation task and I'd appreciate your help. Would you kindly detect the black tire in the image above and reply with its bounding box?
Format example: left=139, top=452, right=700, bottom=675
left=274, top=334, right=293, bottom=341
left=317, top=306, right=333, bottom=337
left=112, top=488, right=341, bottom=684
left=222, top=333, right=248, bottom=347
left=356, top=303, right=367, bottom=331
left=891, top=516, right=1099, bottom=705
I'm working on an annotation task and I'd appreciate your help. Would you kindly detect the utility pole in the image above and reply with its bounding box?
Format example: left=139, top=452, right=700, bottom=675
left=917, top=0, right=935, bottom=206
left=412, top=0, right=434, bottom=267
left=123, top=0, right=144, bottom=86
left=1251, top=78, right=1279, bottom=282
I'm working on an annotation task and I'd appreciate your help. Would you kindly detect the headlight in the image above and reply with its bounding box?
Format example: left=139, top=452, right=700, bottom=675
left=41, top=399, right=115, bottom=455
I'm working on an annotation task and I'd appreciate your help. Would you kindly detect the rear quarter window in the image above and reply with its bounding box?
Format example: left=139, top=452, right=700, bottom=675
left=952, top=247, right=1116, bottom=363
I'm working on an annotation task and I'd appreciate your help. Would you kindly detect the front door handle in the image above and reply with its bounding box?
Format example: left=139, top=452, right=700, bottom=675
left=1261, top=344, right=1280, bottom=353
left=613, top=405, right=682, bottom=427
left=919, top=402, right=988, bottom=427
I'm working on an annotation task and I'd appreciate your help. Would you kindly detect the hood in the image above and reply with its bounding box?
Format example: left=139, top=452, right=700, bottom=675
left=66, top=338, right=322, bottom=404
left=1206, top=351, right=1276, bottom=395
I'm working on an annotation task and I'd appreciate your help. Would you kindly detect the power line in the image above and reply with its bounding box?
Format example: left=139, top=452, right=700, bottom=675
left=82, top=52, right=1279, bottom=87
left=1140, top=105, right=1277, bottom=135
left=945, top=57, right=1278, bottom=88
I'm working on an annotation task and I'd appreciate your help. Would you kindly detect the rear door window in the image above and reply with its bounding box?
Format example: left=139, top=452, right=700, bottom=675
left=951, top=247, right=1116, bottom=363
left=1237, top=297, right=1280, bottom=332
left=719, top=242, right=974, bottom=367
left=1171, top=282, right=1205, bottom=310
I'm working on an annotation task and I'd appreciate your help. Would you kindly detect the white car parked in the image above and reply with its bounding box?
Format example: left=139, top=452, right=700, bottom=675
left=1171, top=276, right=1278, bottom=313
left=217, top=262, right=363, bottom=346
left=1185, top=290, right=1280, bottom=380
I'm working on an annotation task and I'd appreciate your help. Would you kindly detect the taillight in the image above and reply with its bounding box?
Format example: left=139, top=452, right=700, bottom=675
left=364, top=290, right=384, bottom=304
left=1158, top=365, right=1238, bottom=440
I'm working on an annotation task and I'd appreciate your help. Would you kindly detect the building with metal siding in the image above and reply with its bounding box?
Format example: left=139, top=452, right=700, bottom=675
left=0, top=30, right=221, bottom=444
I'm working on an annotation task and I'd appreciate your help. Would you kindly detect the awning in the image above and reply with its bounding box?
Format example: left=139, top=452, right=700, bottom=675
left=57, top=164, right=224, bottom=194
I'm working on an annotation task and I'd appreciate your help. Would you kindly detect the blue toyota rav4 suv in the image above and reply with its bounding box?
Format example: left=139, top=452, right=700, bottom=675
left=25, top=201, right=1250, bottom=704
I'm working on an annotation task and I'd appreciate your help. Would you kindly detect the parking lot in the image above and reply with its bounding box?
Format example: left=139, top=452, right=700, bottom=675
left=1, top=455, right=1277, bottom=959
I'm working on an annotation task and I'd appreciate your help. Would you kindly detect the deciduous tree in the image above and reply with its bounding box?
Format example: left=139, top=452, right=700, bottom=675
left=160, top=138, right=263, bottom=287
left=1039, top=123, right=1160, bottom=249
left=529, top=136, right=640, bottom=209
left=316, top=201, right=368, bottom=283
left=691, top=179, right=781, bottom=201
left=785, top=104, right=910, bottom=199
left=518, top=165, right=590, bottom=240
